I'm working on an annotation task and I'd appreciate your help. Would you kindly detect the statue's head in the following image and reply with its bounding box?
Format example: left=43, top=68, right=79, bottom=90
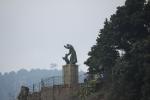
left=64, top=44, right=73, bottom=49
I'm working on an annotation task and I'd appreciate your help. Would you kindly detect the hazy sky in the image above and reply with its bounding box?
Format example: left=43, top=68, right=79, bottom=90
left=0, top=0, right=125, bottom=73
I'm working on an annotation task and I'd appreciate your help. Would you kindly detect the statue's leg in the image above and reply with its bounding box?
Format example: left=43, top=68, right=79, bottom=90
left=71, top=55, right=77, bottom=64
left=70, top=55, right=75, bottom=64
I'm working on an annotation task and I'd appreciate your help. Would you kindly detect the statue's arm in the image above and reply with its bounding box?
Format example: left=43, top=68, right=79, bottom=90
left=64, top=45, right=67, bottom=49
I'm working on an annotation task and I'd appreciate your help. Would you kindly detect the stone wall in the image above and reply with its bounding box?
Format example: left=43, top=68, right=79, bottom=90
left=27, top=84, right=79, bottom=100
left=63, top=64, right=78, bottom=85
left=27, top=92, right=41, bottom=100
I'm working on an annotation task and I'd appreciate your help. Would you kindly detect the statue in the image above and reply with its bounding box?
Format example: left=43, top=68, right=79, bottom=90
left=18, top=86, right=29, bottom=100
left=63, top=44, right=77, bottom=64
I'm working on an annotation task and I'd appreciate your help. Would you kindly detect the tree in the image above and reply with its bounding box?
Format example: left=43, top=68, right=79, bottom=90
left=85, top=0, right=150, bottom=100
left=85, top=19, right=119, bottom=84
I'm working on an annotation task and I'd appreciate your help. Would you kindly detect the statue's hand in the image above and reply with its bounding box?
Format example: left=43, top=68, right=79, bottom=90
left=64, top=45, right=67, bottom=48
left=62, top=56, right=70, bottom=64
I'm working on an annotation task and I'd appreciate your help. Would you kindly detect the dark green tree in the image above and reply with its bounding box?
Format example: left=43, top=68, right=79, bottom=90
left=85, top=19, right=119, bottom=85
left=85, top=0, right=150, bottom=100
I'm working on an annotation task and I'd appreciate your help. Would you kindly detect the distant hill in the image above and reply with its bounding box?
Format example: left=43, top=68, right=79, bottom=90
left=0, top=68, right=85, bottom=100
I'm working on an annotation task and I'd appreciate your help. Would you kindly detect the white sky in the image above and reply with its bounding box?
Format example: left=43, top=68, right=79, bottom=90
left=0, top=0, right=125, bottom=74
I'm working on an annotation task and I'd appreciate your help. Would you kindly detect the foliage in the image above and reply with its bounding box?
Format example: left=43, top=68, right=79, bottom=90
left=77, top=80, right=97, bottom=100
left=85, top=0, right=150, bottom=100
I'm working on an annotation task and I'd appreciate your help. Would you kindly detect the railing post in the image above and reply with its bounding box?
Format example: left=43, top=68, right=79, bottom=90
left=33, top=84, right=35, bottom=92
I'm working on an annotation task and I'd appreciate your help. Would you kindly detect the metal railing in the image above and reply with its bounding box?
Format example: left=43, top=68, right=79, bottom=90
left=28, top=74, right=87, bottom=93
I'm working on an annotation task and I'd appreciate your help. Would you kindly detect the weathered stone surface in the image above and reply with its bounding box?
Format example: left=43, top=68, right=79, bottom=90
left=27, top=92, right=41, bottom=100
left=18, top=86, right=29, bottom=100
left=63, top=64, right=78, bottom=85
left=40, top=85, right=79, bottom=100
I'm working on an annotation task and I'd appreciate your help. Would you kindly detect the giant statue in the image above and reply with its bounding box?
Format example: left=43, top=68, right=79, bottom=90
left=18, top=86, right=29, bottom=100
left=63, top=44, right=77, bottom=64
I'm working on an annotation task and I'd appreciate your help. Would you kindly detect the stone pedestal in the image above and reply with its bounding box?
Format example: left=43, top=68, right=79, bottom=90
left=63, top=64, right=78, bottom=85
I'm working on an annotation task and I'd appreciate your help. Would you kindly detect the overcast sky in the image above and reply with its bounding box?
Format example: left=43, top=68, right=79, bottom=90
left=0, top=0, right=125, bottom=74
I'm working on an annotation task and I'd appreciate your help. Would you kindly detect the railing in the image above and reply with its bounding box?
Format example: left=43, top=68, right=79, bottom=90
left=41, top=76, right=64, bottom=87
left=28, top=74, right=87, bottom=93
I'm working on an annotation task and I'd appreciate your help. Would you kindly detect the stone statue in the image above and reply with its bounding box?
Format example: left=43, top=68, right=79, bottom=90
left=18, top=86, right=29, bottom=100
left=63, top=44, right=77, bottom=64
